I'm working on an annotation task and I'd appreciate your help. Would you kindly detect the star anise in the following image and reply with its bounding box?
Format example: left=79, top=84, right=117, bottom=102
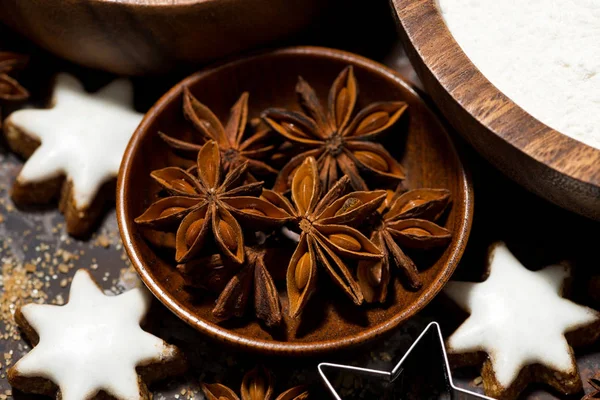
left=583, top=376, right=600, bottom=400
left=159, top=88, right=277, bottom=178
left=0, top=52, right=29, bottom=102
left=179, top=244, right=283, bottom=327
left=264, top=156, right=386, bottom=317
left=202, top=365, right=309, bottom=400
left=357, top=188, right=452, bottom=303
left=262, top=66, right=407, bottom=193
left=135, top=140, right=290, bottom=264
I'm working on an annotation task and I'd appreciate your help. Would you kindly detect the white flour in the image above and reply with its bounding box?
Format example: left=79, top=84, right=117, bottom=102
left=438, top=0, right=600, bottom=150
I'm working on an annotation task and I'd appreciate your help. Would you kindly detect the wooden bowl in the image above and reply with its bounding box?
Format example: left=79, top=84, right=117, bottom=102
left=391, top=0, right=600, bottom=221
left=0, top=0, right=326, bottom=76
left=117, top=46, right=473, bottom=355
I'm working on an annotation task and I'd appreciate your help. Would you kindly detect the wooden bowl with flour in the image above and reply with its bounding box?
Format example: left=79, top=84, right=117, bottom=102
left=0, top=0, right=327, bottom=75
left=391, top=0, right=600, bottom=220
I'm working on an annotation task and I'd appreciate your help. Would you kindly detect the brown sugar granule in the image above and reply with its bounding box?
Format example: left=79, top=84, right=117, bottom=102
left=1, top=260, right=48, bottom=340
left=58, top=264, right=69, bottom=274
left=24, top=263, right=36, bottom=273
left=96, top=234, right=111, bottom=248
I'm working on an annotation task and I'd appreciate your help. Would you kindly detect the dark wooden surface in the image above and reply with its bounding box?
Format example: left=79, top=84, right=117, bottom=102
left=0, top=1, right=599, bottom=398
left=391, top=0, right=600, bottom=222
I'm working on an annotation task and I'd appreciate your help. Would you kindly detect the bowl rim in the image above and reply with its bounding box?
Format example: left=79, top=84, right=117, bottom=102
left=117, top=46, right=474, bottom=355
left=391, top=0, right=600, bottom=189
left=84, top=0, right=210, bottom=7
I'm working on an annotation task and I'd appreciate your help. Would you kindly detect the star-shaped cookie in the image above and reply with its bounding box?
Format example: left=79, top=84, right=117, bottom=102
left=8, top=269, right=186, bottom=400
left=444, top=242, right=600, bottom=400
left=4, top=73, right=143, bottom=236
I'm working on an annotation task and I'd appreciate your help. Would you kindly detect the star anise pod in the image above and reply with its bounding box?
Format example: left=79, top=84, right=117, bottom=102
left=202, top=365, right=309, bottom=400
left=357, top=188, right=452, bottom=303
left=582, top=377, right=600, bottom=400
left=159, top=88, right=277, bottom=178
left=135, top=140, right=290, bottom=264
left=262, top=66, right=407, bottom=193
left=0, top=52, right=29, bottom=102
left=179, top=245, right=283, bottom=327
left=264, top=156, right=386, bottom=317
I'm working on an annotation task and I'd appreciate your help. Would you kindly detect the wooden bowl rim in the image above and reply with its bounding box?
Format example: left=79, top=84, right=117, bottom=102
left=82, top=0, right=208, bottom=6
left=392, top=0, right=600, bottom=188
left=117, top=46, right=474, bottom=355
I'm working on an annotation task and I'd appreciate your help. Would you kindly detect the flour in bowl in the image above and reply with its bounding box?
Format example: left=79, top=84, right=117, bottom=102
left=438, top=0, right=600, bottom=150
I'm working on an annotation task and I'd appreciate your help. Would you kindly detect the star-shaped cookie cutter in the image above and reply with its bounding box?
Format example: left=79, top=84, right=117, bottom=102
left=318, top=322, right=494, bottom=399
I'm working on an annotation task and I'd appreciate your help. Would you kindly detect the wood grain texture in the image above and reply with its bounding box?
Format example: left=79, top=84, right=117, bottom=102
left=0, top=0, right=326, bottom=75
left=116, top=46, right=473, bottom=355
left=391, top=0, right=600, bottom=220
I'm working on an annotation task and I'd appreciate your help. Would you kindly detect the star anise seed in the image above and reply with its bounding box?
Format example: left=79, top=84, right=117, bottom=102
left=135, top=140, right=291, bottom=264
left=265, top=156, right=385, bottom=317
left=159, top=88, right=277, bottom=178
left=262, top=66, right=407, bottom=193
left=582, top=377, right=600, bottom=399
left=202, top=366, right=308, bottom=400
left=0, top=52, right=29, bottom=102
left=357, top=188, right=452, bottom=303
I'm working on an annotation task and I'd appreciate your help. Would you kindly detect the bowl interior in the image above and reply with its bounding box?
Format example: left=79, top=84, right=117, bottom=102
left=118, top=47, right=473, bottom=355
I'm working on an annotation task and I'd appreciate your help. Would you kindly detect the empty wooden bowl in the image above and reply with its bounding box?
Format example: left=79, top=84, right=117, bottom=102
left=391, top=0, right=600, bottom=221
left=117, top=46, right=473, bottom=355
left=0, top=0, right=327, bottom=75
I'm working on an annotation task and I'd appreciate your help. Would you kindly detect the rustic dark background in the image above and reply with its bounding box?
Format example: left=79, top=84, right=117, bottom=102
left=0, top=1, right=598, bottom=399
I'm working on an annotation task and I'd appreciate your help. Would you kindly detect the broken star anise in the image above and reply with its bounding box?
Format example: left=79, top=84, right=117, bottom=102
left=582, top=376, right=600, bottom=400
left=0, top=52, right=28, bottom=102
left=135, top=140, right=290, bottom=264
left=202, top=365, right=308, bottom=400
left=262, top=66, right=407, bottom=193
left=159, top=88, right=277, bottom=178
left=357, top=188, right=452, bottom=303
left=181, top=245, right=283, bottom=327
left=264, top=156, right=386, bottom=317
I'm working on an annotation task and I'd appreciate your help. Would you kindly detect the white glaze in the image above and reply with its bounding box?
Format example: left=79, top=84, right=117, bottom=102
left=13, top=269, right=176, bottom=400
left=444, top=242, right=599, bottom=388
left=438, top=0, right=600, bottom=150
left=7, top=74, right=143, bottom=208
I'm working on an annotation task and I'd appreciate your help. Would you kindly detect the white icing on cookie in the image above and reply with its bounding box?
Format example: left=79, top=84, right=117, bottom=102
left=444, top=242, right=599, bottom=388
left=13, top=269, right=176, bottom=400
left=7, top=74, right=143, bottom=208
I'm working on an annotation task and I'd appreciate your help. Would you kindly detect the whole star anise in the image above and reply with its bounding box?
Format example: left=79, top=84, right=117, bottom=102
left=202, top=365, right=309, bottom=400
left=357, top=188, right=452, bottom=303
left=264, top=156, right=386, bottom=317
left=135, top=140, right=290, bottom=264
left=179, top=244, right=283, bottom=327
left=0, top=52, right=28, bottom=102
left=262, top=66, right=407, bottom=193
left=159, top=88, right=277, bottom=178
left=583, top=377, right=600, bottom=400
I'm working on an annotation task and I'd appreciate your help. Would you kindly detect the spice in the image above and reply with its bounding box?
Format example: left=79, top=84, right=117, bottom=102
left=264, top=156, right=385, bottom=317
left=357, top=188, right=452, bottom=303
left=0, top=52, right=28, bottom=102
left=262, top=66, right=407, bottom=192
left=159, top=88, right=278, bottom=178
left=135, top=140, right=290, bottom=264
left=583, top=377, right=600, bottom=400
left=210, top=246, right=283, bottom=327
left=202, top=366, right=308, bottom=400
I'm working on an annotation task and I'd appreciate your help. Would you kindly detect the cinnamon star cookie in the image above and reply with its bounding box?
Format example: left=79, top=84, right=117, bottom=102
left=444, top=242, right=600, bottom=400
left=8, top=269, right=186, bottom=400
left=4, top=73, right=143, bottom=236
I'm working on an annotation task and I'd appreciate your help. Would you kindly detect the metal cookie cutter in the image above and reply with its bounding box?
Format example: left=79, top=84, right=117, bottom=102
left=319, top=322, right=494, bottom=399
